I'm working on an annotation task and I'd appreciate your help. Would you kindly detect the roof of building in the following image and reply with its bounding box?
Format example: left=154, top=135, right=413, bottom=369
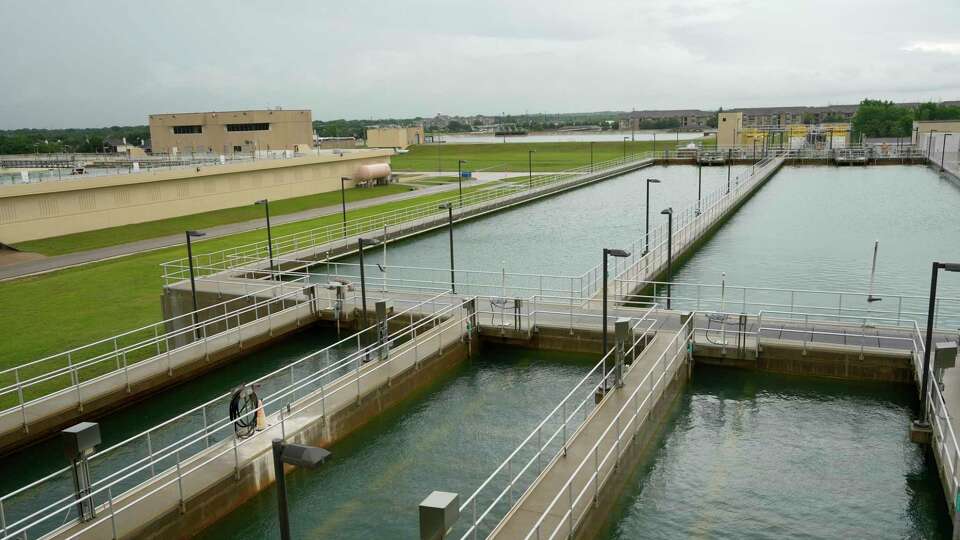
left=149, top=109, right=311, bottom=119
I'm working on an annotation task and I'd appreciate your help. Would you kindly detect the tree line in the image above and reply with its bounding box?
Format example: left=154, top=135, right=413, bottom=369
left=0, top=126, right=150, bottom=155
left=851, top=100, right=960, bottom=139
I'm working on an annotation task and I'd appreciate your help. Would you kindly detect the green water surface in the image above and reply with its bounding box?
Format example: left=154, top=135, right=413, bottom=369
left=603, top=366, right=951, bottom=539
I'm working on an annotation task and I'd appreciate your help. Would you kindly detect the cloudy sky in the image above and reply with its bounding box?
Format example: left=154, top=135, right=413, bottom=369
left=2, top=0, right=959, bottom=128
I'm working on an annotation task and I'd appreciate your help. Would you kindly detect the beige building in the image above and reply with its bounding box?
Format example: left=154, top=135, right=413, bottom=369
left=149, top=109, right=314, bottom=155
left=716, top=112, right=743, bottom=147
left=0, top=150, right=392, bottom=244
left=366, top=126, right=425, bottom=149
left=913, top=120, right=960, bottom=144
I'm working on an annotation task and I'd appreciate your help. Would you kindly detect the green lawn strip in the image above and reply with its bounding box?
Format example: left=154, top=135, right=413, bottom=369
left=12, top=184, right=414, bottom=256
left=0, top=164, right=624, bottom=402
left=393, top=137, right=715, bottom=172
left=0, top=180, right=508, bottom=371
left=400, top=176, right=463, bottom=187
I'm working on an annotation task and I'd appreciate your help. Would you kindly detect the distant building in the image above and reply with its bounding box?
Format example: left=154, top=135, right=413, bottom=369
left=425, top=114, right=451, bottom=130
left=912, top=120, right=960, bottom=144
left=103, top=137, right=147, bottom=158
left=620, top=109, right=713, bottom=130
left=716, top=112, right=743, bottom=146
left=366, top=125, right=425, bottom=148
left=622, top=101, right=960, bottom=132
left=148, top=109, right=313, bottom=155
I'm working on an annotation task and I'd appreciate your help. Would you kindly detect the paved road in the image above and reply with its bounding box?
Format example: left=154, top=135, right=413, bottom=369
left=0, top=176, right=504, bottom=282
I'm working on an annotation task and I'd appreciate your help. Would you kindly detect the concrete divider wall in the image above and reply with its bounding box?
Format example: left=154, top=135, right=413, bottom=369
left=614, top=156, right=785, bottom=300
left=45, top=313, right=474, bottom=539
left=694, top=340, right=914, bottom=383
left=189, top=157, right=656, bottom=281
left=0, top=291, right=323, bottom=455
left=0, top=150, right=393, bottom=244
left=573, top=360, right=689, bottom=539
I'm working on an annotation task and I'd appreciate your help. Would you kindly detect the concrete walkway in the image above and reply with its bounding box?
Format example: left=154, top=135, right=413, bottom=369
left=490, top=323, right=681, bottom=539
left=0, top=177, right=504, bottom=282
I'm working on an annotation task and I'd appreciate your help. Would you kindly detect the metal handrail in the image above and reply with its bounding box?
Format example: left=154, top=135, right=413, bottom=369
left=0, top=292, right=467, bottom=539
left=0, top=279, right=322, bottom=419
left=577, top=152, right=786, bottom=299
left=159, top=152, right=657, bottom=283
left=457, top=301, right=659, bottom=539
left=521, top=315, right=693, bottom=540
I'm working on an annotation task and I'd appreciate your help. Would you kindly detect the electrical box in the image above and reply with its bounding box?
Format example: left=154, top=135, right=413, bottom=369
left=934, top=341, right=958, bottom=370
left=62, top=422, right=101, bottom=459
left=419, top=491, right=459, bottom=540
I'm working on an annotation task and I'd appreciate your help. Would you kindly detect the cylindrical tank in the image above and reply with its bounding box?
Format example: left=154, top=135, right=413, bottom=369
left=354, top=163, right=391, bottom=180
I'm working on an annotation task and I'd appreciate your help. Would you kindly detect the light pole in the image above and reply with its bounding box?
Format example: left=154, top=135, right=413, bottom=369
left=653, top=133, right=657, bottom=156
left=927, top=130, right=938, bottom=159
left=254, top=199, right=275, bottom=279
left=623, top=137, right=629, bottom=160
left=726, top=149, right=732, bottom=194
left=457, top=159, right=467, bottom=207
left=589, top=142, right=594, bottom=172
left=916, top=262, right=960, bottom=429
left=697, top=163, right=702, bottom=214
left=272, top=439, right=331, bottom=540
left=439, top=203, right=456, bottom=293
left=602, top=248, right=630, bottom=354
left=661, top=208, right=674, bottom=309
left=940, top=134, right=951, bottom=172
left=644, top=178, right=660, bottom=255
left=340, top=177, right=350, bottom=238
left=185, top=230, right=206, bottom=338
left=528, top=149, right=536, bottom=189
left=357, top=237, right=380, bottom=331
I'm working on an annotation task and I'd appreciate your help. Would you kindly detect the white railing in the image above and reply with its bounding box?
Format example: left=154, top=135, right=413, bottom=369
left=0, top=292, right=467, bottom=540
left=0, top=278, right=323, bottom=421
left=456, top=303, right=659, bottom=539
left=576, top=152, right=786, bottom=300
left=206, top=259, right=960, bottom=334
left=624, top=278, right=960, bottom=331
left=0, top=149, right=379, bottom=185
left=159, top=152, right=657, bottom=284
left=520, top=316, right=692, bottom=540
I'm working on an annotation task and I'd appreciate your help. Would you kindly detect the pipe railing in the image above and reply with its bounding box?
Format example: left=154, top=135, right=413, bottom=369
left=622, top=278, right=960, bottom=331
left=576, top=152, right=786, bottom=300
left=0, top=292, right=466, bottom=540
left=159, top=152, right=657, bottom=284
left=206, top=258, right=960, bottom=334
left=520, top=315, right=692, bottom=540
left=0, top=278, right=322, bottom=419
left=456, top=302, right=659, bottom=539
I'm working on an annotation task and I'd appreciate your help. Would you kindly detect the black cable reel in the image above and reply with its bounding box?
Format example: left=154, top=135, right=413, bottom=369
left=229, top=385, right=260, bottom=439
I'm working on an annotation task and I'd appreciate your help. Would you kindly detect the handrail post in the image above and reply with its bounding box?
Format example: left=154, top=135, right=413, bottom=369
left=15, top=369, right=26, bottom=433
left=147, top=431, right=156, bottom=476
left=176, top=450, right=186, bottom=513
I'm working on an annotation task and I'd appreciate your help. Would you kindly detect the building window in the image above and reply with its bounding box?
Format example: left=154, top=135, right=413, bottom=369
left=226, top=123, right=270, bottom=132
left=173, top=125, right=202, bottom=134
left=233, top=145, right=242, bottom=152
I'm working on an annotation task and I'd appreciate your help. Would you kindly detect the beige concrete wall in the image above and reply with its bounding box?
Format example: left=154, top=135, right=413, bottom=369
left=366, top=126, right=424, bottom=148
left=717, top=112, right=743, bottom=146
left=0, top=150, right=393, bottom=244
left=149, top=110, right=313, bottom=155
left=913, top=120, right=960, bottom=144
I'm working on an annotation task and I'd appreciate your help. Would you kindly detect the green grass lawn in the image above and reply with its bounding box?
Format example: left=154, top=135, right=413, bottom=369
left=392, top=136, right=715, bottom=172
left=12, top=184, right=414, bottom=256
left=0, top=180, right=507, bottom=367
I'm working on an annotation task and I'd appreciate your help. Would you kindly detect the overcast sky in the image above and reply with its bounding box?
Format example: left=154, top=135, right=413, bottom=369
left=2, top=0, right=959, bottom=129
